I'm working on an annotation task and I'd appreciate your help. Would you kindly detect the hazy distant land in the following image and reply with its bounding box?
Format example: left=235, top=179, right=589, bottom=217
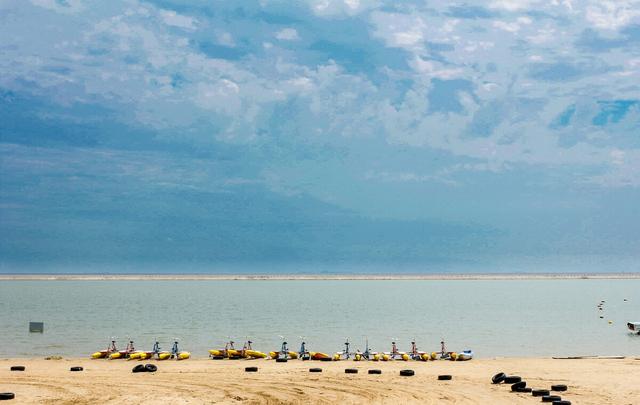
left=1, top=272, right=639, bottom=281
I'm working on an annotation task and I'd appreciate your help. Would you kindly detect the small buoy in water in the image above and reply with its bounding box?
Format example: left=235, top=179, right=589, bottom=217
left=599, top=316, right=604, bottom=319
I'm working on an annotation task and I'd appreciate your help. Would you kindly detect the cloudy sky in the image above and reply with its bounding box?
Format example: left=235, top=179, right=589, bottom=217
left=1, top=0, right=639, bottom=272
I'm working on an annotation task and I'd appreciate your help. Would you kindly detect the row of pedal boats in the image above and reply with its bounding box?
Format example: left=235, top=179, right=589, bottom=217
left=91, top=341, right=190, bottom=360
left=211, top=340, right=473, bottom=362
left=92, top=339, right=473, bottom=362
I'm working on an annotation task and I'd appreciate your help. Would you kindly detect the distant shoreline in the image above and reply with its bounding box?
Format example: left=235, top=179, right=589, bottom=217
left=1, top=272, right=639, bottom=281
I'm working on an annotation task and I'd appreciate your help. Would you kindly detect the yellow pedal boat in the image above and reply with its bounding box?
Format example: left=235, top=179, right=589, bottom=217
left=244, top=350, right=267, bottom=359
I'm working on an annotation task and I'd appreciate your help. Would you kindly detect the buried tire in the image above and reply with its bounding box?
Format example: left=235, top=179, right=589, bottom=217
left=345, top=368, right=358, bottom=374
left=368, top=369, right=382, bottom=375
left=132, top=364, right=146, bottom=373
left=245, top=367, right=258, bottom=372
left=275, top=358, right=288, bottom=363
left=9, top=366, right=24, bottom=372
left=491, top=372, right=506, bottom=384
left=0, top=393, right=15, bottom=401
left=70, top=367, right=83, bottom=372
left=438, top=375, right=452, bottom=381
left=309, top=368, right=322, bottom=373
left=399, top=369, right=414, bottom=377
left=144, top=364, right=157, bottom=373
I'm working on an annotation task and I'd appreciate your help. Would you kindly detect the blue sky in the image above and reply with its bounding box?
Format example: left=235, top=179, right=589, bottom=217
left=1, top=0, right=639, bottom=272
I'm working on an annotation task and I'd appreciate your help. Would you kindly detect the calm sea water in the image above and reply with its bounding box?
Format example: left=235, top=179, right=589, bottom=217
left=0, top=279, right=638, bottom=358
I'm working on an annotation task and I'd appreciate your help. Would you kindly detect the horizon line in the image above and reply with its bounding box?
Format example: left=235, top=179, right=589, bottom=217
left=1, top=272, right=639, bottom=281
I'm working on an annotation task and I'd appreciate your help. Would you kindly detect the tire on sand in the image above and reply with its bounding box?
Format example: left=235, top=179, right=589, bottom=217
left=0, top=393, right=15, bottom=401
left=532, top=389, right=550, bottom=397
left=309, top=368, right=322, bottom=373
left=132, top=364, right=146, bottom=373
left=144, top=364, right=157, bottom=373
left=438, top=375, right=452, bottom=380
left=492, top=372, right=506, bottom=384
left=10, top=366, right=25, bottom=372
left=503, top=376, right=521, bottom=384
left=70, top=367, right=83, bottom=372
left=541, top=395, right=562, bottom=402
left=399, top=369, right=414, bottom=376
left=551, top=384, right=567, bottom=392
left=275, top=358, right=288, bottom=363
left=368, top=369, right=382, bottom=375
left=345, top=368, right=358, bottom=374
left=245, top=366, right=258, bottom=372
left=511, top=381, right=526, bottom=391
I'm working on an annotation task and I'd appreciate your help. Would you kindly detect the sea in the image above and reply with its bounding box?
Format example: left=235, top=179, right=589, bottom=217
left=1, top=279, right=638, bottom=358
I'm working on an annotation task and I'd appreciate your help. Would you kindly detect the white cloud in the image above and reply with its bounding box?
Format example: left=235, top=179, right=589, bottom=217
left=393, top=28, right=423, bottom=47
left=492, top=17, right=532, bottom=33
left=409, top=56, right=464, bottom=79
left=310, top=0, right=379, bottom=16
left=216, top=32, right=235, bottom=47
left=489, top=0, right=537, bottom=11
left=585, top=1, right=640, bottom=30
left=159, top=9, right=197, bottom=30
left=275, top=28, right=300, bottom=41
left=526, top=28, right=556, bottom=44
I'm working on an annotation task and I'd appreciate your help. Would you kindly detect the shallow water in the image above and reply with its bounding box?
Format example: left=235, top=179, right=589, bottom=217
left=0, top=279, right=638, bottom=358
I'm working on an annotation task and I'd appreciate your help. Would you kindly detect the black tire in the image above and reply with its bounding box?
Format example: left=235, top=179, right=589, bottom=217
left=212, top=356, right=224, bottom=360
left=0, top=393, right=15, bottom=400
left=320, top=357, right=332, bottom=362
left=368, top=369, right=382, bottom=374
left=503, top=376, right=521, bottom=384
left=132, top=364, right=146, bottom=373
left=10, top=366, right=25, bottom=371
left=552, top=401, right=571, bottom=405
left=492, top=372, right=506, bottom=384
left=144, top=364, right=157, bottom=372
left=551, top=384, right=567, bottom=392
left=70, top=366, right=83, bottom=372
left=542, top=395, right=562, bottom=402
left=309, top=368, right=322, bottom=373
left=515, top=387, right=532, bottom=393
left=345, top=368, right=358, bottom=374
left=399, top=369, right=414, bottom=377
left=511, top=381, right=527, bottom=391
left=245, top=366, right=258, bottom=372
left=438, top=375, right=452, bottom=380
left=275, top=358, right=288, bottom=363
left=532, top=389, right=550, bottom=396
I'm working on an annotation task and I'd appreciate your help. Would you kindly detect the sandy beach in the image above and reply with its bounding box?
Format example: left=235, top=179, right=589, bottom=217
left=1, top=357, right=638, bottom=404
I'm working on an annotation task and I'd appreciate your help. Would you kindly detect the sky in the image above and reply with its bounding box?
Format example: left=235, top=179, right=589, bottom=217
left=0, top=0, right=639, bottom=273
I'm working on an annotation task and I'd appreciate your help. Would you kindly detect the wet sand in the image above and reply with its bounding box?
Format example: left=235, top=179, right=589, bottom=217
left=1, top=357, right=638, bottom=404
